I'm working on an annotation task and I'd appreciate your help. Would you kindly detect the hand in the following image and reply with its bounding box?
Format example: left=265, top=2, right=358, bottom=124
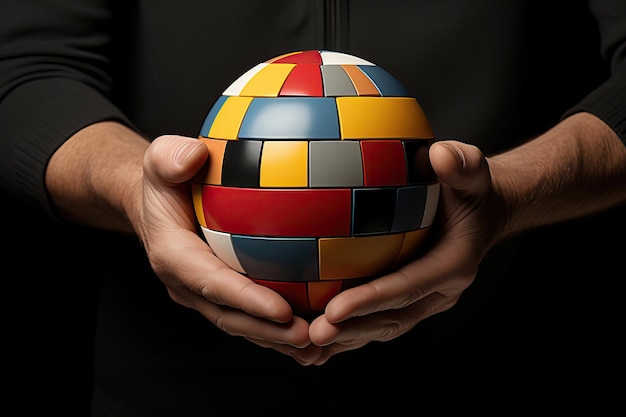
left=305, top=140, right=503, bottom=365
left=140, top=114, right=625, bottom=367
left=298, top=113, right=625, bottom=366
left=138, top=134, right=324, bottom=363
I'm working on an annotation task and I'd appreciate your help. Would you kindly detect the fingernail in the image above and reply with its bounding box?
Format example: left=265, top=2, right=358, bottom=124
left=440, top=143, right=466, bottom=169
left=175, top=142, right=202, bottom=165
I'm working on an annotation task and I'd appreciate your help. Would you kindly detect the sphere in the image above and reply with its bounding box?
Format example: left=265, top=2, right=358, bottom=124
left=192, top=50, right=439, bottom=316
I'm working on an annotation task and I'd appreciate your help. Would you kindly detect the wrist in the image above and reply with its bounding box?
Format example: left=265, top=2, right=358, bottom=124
left=45, top=121, right=149, bottom=233
left=489, top=112, right=626, bottom=238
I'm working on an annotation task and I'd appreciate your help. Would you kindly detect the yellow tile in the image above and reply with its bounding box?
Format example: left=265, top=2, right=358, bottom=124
left=337, top=97, right=433, bottom=139
left=240, top=63, right=296, bottom=97
left=191, top=182, right=206, bottom=227
left=260, top=141, right=309, bottom=187
left=319, top=234, right=404, bottom=279
left=395, top=228, right=431, bottom=267
left=208, top=96, right=253, bottom=140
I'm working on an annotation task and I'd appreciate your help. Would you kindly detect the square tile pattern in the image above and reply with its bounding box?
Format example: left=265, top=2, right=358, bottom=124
left=192, top=50, right=439, bottom=315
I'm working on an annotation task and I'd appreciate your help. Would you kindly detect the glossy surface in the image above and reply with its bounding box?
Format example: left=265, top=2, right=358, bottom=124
left=192, top=50, right=439, bottom=315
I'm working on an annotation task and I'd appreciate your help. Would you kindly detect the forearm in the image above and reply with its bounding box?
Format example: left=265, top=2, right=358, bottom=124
left=45, top=121, right=149, bottom=233
left=489, top=111, right=626, bottom=239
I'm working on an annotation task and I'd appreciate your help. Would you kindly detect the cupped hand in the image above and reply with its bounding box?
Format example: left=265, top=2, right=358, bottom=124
left=306, top=140, right=506, bottom=365
left=137, top=135, right=323, bottom=364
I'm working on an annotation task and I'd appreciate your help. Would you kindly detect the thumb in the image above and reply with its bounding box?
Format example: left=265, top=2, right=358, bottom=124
left=144, top=135, right=209, bottom=185
left=429, top=140, right=491, bottom=195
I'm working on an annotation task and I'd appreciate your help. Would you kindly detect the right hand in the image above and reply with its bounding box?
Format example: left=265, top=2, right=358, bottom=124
left=137, top=134, right=324, bottom=364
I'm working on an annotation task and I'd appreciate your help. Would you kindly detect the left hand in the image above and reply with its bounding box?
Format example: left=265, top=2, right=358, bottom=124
left=292, top=140, right=503, bottom=365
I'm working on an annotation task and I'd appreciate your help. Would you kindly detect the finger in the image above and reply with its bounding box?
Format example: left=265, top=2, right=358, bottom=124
left=311, top=291, right=455, bottom=346
left=155, top=234, right=295, bottom=323
left=144, top=135, right=208, bottom=185
left=430, top=140, right=491, bottom=195
left=140, top=136, right=208, bottom=231
left=178, top=287, right=311, bottom=346
left=141, top=136, right=295, bottom=320
left=323, top=238, right=473, bottom=323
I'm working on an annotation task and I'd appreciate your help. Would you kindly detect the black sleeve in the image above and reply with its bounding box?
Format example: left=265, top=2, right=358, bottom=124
left=0, top=0, right=130, bottom=215
left=563, top=0, right=626, bottom=145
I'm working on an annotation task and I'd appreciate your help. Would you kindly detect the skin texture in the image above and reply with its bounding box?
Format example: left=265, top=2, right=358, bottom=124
left=45, top=111, right=626, bottom=366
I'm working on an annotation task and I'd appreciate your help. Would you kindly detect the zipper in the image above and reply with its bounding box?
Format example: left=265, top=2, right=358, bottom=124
left=324, top=0, right=349, bottom=52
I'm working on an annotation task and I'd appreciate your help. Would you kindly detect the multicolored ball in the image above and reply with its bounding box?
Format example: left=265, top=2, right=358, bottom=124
left=192, top=50, right=439, bottom=316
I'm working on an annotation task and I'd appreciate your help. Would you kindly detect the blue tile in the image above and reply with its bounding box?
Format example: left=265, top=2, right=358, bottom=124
left=232, top=235, right=320, bottom=281
left=239, top=97, right=340, bottom=139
